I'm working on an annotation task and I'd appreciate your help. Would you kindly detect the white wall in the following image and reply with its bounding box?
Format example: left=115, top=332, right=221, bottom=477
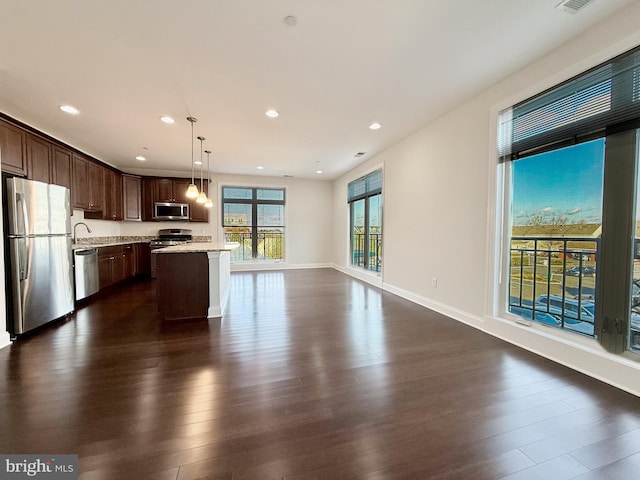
left=332, top=3, right=640, bottom=396
left=213, top=174, right=334, bottom=268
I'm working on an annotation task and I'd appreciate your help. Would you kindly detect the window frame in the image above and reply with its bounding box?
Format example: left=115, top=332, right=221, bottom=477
left=348, top=170, right=383, bottom=272
left=221, top=186, right=286, bottom=262
left=497, top=45, right=640, bottom=355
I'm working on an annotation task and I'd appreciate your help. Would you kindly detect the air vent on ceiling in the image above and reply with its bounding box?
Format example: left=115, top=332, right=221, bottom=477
left=555, top=0, right=596, bottom=14
left=354, top=152, right=366, bottom=157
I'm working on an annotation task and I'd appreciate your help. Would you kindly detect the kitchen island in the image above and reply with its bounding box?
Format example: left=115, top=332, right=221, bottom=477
left=153, top=242, right=238, bottom=320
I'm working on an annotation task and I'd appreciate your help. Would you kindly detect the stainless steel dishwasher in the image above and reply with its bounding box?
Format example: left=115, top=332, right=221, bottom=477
left=74, top=248, right=99, bottom=301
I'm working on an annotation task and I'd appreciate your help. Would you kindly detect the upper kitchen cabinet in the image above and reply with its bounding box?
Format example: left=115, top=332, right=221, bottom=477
left=141, top=177, right=154, bottom=221
left=123, top=174, right=142, bottom=221
left=153, top=177, right=190, bottom=203
left=73, top=153, right=104, bottom=211
left=0, top=119, right=26, bottom=176
left=189, top=181, right=209, bottom=223
left=172, top=178, right=191, bottom=204
left=26, top=133, right=52, bottom=183
left=52, top=145, right=73, bottom=194
left=104, top=169, right=122, bottom=221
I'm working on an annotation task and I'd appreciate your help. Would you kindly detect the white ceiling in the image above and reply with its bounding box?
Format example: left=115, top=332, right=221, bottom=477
left=0, top=0, right=637, bottom=180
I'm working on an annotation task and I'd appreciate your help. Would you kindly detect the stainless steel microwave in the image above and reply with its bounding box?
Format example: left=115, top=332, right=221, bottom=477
left=153, top=202, right=189, bottom=221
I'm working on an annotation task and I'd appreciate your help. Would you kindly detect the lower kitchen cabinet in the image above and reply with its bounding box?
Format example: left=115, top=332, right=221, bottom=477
left=97, top=243, right=146, bottom=290
left=135, top=243, right=151, bottom=276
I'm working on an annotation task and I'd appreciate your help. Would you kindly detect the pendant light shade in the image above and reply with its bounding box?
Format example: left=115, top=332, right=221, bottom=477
left=186, top=117, right=199, bottom=199
left=186, top=184, right=199, bottom=198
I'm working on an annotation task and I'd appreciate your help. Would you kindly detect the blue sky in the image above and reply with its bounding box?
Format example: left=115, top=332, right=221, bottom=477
left=511, top=138, right=605, bottom=226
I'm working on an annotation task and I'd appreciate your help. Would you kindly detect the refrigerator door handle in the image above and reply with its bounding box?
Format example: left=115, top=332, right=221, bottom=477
left=16, top=192, right=29, bottom=235
left=18, top=238, right=29, bottom=281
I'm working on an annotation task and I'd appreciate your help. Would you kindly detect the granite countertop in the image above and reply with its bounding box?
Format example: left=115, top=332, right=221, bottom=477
left=151, top=242, right=239, bottom=254
left=71, top=239, right=152, bottom=250
left=72, top=235, right=212, bottom=250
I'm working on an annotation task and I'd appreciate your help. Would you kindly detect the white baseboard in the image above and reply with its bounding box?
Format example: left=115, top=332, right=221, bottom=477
left=231, top=262, right=332, bottom=272
left=331, top=263, right=383, bottom=288
left=382, top=281, right=485, bottom=329
left=0, top=331, right=12, bottom=350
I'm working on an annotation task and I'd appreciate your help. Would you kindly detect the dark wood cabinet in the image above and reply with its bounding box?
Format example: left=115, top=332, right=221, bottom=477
left=101, top=243, right=150, bottom=286
left=73, top=153, right=104, bottom=211
left=72, top=153, right=90, bottom=209
left=188, top=181, right=210, bottom=222
left=104, top=170, right=122, bottom=221
left=155, top=178, right=175, bottom=202
left=88, top=161, right=104, bottom=211
left=52, top=146, right=73, bottom=198
left=0, top=119, right=26, bottom=176
left=26, top=133, right=52, bottom=183
left=172, top=178, right=191, bottom=204
left=157, top=252, right=209, bottom=320
left=123, top=174, right=142, bottom=221
left=135, top=243, right=151, bottom=277
left=98, top=254, right=112, bottom=290
left=151, top=177, right=189, bottom=203
left=141, top=177, right=155, bottom=221
left=98, top=243, right=139, bottom=289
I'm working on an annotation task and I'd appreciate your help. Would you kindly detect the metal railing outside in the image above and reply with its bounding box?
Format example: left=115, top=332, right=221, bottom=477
left=509, top=236, right=598, bottom=337
left=224, top=229, right=284, bottom=262
left=352, top=232, right=382, bottom=272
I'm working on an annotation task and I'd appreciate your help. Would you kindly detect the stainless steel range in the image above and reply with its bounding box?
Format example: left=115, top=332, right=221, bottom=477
left=150, top=228, right=192, bottom=278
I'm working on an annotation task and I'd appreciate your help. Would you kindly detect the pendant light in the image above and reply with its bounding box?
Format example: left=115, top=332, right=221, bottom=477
left=185, top=117, right=199, bottom=199
left=196, top=136, right=208, bottom=204
left=204, top=149, right=213, bottom=209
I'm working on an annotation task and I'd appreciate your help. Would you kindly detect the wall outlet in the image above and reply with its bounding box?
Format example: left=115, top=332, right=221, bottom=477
left=431, top=277, right=438, bottom=287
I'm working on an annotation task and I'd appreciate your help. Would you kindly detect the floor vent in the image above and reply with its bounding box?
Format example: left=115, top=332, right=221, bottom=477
left=555, top=0, right=596, bottom=14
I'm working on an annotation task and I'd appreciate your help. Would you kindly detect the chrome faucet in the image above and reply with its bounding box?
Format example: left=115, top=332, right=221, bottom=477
left=73, top=222, right=92, bottom=244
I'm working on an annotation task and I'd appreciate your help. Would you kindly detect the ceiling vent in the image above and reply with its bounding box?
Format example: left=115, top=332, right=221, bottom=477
left=555, top=0, right=596, bottom=14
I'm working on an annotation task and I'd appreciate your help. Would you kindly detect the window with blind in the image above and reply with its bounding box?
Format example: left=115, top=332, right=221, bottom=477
left=348, top=170, right=382, bottom=272
left=222, top=187, right=285, bottom=262
left=498, top=45, right=640, bottom=354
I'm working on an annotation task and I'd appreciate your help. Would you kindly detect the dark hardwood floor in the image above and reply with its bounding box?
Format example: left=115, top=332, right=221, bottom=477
left=1, top=268, right=639, bottom=479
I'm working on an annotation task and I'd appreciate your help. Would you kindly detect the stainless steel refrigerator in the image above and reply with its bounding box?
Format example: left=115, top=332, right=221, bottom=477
left=5, top=177, right=74, bottom=334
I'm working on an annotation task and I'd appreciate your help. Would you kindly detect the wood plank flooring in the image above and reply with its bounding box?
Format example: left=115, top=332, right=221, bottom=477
left=0, top=268, right=639, bottom=479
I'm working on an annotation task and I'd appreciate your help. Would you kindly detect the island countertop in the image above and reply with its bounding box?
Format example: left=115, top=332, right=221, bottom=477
left=152, top=242, right=239, bottom=254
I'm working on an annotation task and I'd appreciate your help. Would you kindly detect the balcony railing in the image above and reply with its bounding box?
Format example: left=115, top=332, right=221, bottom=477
left=509, top=236, right=599, bottom=337
left=224, top=229, right=284, bottom=262
left=352, top=232, right=382, bottom=272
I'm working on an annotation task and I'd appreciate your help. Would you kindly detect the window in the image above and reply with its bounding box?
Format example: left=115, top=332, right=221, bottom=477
left=222, top=187, right=285, bottom=262
left=348, top=170, right=382, bottom=272
left=499, top=45, right=640, bottom=354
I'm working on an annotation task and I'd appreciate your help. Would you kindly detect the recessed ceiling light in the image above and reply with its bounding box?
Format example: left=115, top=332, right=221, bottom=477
left=160, top=116, right=175, bottom=124
left=194, top=160, right=202, bottom=166
left=316, top=170, right=323, bottom=174
left=369, top=122, right=382, bottom=130
left=265, top=110, right=279, bottom=118
left=257, top=166, right=265, bottom=170
left=284, top=15, right=298, bottom=26
left=59, top=105, right=79, bottom=115
left=135, top=155, right=146, bottom=161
